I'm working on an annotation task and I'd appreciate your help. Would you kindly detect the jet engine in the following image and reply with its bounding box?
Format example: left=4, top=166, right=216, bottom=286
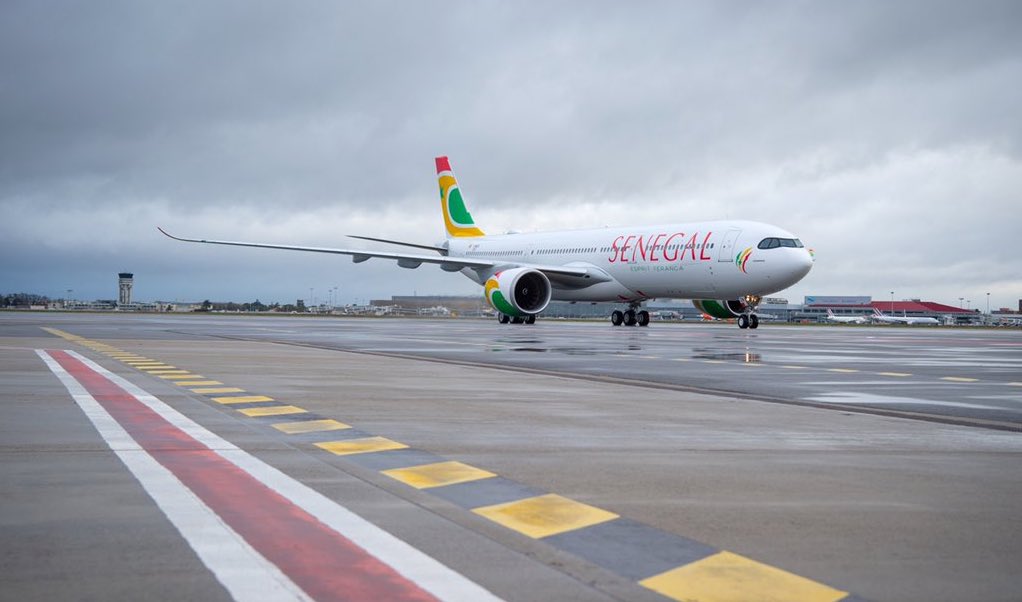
left=692, top=299, right=751, bottom=320
left=484, top=268, right=552, bottom=317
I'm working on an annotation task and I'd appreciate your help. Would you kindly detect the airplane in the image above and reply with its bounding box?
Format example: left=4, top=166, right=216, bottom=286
left=159, top=156, right=814, bottom=328
left=871, top=308, right=940, bottom=325
left=826, top=308, right=869, bottom=324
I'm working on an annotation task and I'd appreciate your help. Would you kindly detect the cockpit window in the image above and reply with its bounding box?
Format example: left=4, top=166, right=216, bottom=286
left=758, top=237, right=804, bottom=249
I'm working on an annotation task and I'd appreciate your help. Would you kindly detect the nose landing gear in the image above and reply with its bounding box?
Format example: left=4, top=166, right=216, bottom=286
left=737, top=314, right=759, bottom=329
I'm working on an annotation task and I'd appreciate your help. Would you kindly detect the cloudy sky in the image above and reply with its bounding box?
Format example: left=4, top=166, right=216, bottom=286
left=2, top=1, right=1020, bottom=310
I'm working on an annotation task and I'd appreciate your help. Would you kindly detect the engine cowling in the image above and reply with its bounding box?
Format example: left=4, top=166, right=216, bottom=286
left=692, top=299, right=750, bottom=320
left=484, top=268, right=552, bottom=317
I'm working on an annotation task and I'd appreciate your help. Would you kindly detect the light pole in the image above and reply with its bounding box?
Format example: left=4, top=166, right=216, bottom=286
left=890, top=291, right=894, bottom=313
left=959, top=297, right=964, bottom=308
left=986, top=292, right=990, bottom=314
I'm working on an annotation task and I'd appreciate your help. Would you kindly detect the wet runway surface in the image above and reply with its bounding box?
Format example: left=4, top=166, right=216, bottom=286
left=60, top=314, right=1020, bottom=429
left=4, top=312, right=1021, bottom=602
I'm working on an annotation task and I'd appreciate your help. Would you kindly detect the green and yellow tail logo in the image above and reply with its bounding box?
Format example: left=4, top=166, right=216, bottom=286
left=436, top=156, right=485, bottom=238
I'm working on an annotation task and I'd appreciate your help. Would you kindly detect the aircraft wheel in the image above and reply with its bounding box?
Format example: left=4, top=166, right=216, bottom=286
left=637, top=310, right=650, bottom=327
left=737, top=314, right=750, bottom=329
left=498, top=313, right=511, bottom=324
left=749, top=314, right=759, bottom=329
left=624, top=310, right=637, bottom=326
left=524, top=314, right=536, bottom=325
left=611, top=310, right=624, bottom=326
left=511, top=316, right=525, bottom=324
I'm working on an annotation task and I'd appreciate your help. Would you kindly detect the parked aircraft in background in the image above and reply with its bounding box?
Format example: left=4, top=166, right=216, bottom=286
left=161, top=156, right=814, bottom=328
left=826, top=309, right=870, bottom=324
left=872, top=308, right=940, bottom=325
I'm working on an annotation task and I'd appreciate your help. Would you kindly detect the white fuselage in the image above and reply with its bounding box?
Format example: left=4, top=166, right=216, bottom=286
left=447, top=219, right=814, bottom=302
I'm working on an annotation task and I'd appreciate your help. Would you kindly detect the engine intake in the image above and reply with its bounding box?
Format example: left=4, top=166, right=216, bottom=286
left=485, top=268, right=552, bottom=317
left=693, top=299, right=749, bottom=320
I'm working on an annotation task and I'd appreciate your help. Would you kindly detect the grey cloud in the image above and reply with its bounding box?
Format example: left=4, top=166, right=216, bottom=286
left=2, top=1, right=1020, bottom=307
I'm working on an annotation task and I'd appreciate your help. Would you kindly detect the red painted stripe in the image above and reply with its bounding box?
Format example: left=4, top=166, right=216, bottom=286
left=50, top=350, right=437, bottom=602
left=435, top=156, right=451, bottom=173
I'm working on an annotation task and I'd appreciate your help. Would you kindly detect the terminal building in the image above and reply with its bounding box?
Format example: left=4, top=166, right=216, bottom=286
left=797, top=296, right=978, bottom=324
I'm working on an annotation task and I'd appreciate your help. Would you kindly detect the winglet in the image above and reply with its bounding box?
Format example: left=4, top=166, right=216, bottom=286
left=157, top=227, right=201, bottom=243
left=157, top=226, right=180, bottom=240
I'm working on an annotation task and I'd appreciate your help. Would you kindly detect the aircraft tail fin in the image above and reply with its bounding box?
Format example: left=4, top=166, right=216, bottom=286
left=436, top=156, right=485, bottom=238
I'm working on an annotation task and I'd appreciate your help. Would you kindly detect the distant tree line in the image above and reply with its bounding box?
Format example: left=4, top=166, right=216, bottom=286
left=1, top=293, right=52, bottom=307
left=194, top=299, right=306, bottom=313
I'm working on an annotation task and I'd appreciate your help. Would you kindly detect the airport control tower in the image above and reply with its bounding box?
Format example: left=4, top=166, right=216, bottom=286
left=118, top=273, right=133, bottom=306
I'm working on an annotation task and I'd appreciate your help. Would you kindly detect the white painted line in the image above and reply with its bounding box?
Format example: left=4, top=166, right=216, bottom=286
left=37, top=350, right=310, bottom=602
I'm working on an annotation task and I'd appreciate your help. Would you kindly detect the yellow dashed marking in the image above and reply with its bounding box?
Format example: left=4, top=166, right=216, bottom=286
left=158, top=374, right=202, bottom=380
left=123, top=361, right=161, bottom=366
left=145, top=369, right=189, bottom=375
left=827, top=368, right=859, bottom=373
left=383, top=461, right=496, bottom=490
left=177, top=380, right=223, bottom=386
left=272, top=419, right=351, bottom=435
left=472, top=493, right=618, bottom=539
left=316, top=437, right=408, bottom=456
left=639, top=550, right=847, bottom=602
left=942, top=376, right=979, bottom=383
left=211, top=395, right=275, bottom=405
left=878, top=372, right=912, bottom=377
left=238, top=405, right=307, bottom=417
left=190, top=387, right=245, bottom=394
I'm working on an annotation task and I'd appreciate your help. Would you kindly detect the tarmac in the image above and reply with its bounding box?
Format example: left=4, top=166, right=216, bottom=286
left=2, top=312, right=1021, bottom=602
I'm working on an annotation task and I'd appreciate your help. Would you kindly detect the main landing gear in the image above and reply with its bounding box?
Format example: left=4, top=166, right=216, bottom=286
left=737, top=314, right=759, bottom=329
left=497, top=313, right=536, bottom=325
left=610, top=304, right=650, bottom=327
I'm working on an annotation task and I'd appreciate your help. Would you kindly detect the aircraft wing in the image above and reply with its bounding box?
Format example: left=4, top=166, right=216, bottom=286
left=157, top=228, right=609, bottom=283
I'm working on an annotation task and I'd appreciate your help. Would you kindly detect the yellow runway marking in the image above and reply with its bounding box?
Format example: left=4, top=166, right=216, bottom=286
left=473, top=494, right=618, bottom=539
left=272, top=419, right=350, bottom=435
left=827, top=368, right=859, bottom=373
left=177, top=380, right=223, bottom=386
left=639, top=550, right=847, bottom=602
left=942, top=376, right=979, bottom=382
left=158, top=374, right=202, bottom=380
left=878, top=372, right=912, bottom=377
left=316, top=437, right=408, bottom=456
left=238, top=405, right=307, bottom=417
left=190, top=387, right=245, bottom=394
left=212, top=395, right=275, bottom=405
left=383, top=461, right=496, bottom=490
left=145, top=369, right=189, bottom=375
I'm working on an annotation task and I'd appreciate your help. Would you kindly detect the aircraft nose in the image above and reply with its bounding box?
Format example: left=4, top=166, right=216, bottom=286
left=801, top=248, right=814, bottom=271
left=796, top=248, right=814, bottom=277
